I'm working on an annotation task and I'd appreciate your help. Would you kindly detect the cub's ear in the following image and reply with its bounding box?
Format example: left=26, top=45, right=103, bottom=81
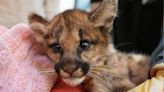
left=28, top=13, right=48, bottom=43
left=89, top=0, right=118, bottom=32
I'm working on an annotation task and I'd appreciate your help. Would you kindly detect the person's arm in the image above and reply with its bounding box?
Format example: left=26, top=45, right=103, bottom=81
left=128, top=38, right=164, bottom=92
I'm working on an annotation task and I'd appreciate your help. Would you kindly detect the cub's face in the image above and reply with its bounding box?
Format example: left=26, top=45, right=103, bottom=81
left=28, top=0, right=117, bottom=86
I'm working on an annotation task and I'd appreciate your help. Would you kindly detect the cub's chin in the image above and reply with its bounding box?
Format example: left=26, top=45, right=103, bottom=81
left=62, top=77, right=86, bottom=86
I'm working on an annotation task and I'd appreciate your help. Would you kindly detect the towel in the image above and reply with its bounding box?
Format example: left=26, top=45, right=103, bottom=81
left=0, top=24, right=56, bottom=92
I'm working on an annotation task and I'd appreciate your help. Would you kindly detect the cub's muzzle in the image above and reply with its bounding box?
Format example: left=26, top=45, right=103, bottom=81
left=55, top=58, right=89, bottom=78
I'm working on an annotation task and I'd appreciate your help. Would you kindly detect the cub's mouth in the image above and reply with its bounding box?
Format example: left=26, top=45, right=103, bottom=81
left=55, top=59, right=89, bottom=86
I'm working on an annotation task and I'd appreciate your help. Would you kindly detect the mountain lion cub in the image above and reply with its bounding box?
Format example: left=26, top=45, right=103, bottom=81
left=28, top=0, right=150, bottom=91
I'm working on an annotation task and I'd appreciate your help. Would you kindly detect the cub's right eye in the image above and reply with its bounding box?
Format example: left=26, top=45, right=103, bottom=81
left=50, top=43, right=61, bottom=53
left=80, top=40, right=91, bottom=50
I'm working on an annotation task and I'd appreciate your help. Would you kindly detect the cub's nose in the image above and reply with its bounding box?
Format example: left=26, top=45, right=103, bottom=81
left=61, top=61, right=78, bottom=73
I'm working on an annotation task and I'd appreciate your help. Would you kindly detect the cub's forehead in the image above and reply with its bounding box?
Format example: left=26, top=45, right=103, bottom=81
left=48, top=10, right=90, bottom=30
left=46, top=10, right=91, bottom=44
left=59, top=10, right=89, bottom=22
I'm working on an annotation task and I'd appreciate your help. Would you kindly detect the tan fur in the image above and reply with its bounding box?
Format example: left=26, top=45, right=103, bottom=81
left=28, top=0, right=150, bottom=92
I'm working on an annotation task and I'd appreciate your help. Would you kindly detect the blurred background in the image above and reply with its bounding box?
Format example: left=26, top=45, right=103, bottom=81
left=0, top=0, right=162, bottom=55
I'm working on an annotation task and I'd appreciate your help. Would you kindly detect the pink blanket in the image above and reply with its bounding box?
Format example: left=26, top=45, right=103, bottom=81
left=0, top=24, right=57, bottom=92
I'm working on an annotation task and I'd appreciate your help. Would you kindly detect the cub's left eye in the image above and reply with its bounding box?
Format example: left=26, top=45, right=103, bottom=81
left=80, top=40, right=91, bottom=50
left=51, top=43, right=61, bottom=53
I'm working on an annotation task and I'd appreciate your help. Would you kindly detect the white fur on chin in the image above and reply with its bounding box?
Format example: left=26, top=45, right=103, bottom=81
left=62, top=77, right=85, bottom=86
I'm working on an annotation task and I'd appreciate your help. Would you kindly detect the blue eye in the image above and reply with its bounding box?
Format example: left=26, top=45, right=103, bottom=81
left=51, top=44, right=61, bottom=52
left=80, top=40, right=90, bottom=50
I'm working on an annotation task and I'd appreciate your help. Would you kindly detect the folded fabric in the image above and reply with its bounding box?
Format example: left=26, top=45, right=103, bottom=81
left=0, top=24, right=57, bottom=92
left=127, top=72, right=164, bottom=92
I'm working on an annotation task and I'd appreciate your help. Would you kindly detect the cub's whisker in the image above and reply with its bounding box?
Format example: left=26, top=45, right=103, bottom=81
left=87, top=72, right=112, bottom=89
left=38, top=69, right=55, bottom=73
